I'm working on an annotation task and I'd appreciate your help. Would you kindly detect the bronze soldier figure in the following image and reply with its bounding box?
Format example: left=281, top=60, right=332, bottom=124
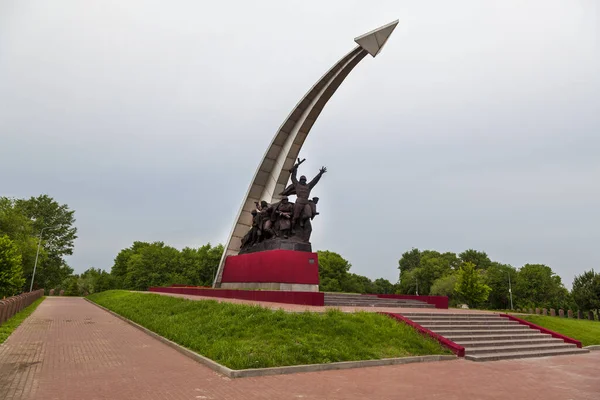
left=240, top=209, right=260, bottom=249
left=273, top=197, right=294, bottom=238
left=285, top=161, right=326, bottom=233
left=257, top=200, right=276, bottom=239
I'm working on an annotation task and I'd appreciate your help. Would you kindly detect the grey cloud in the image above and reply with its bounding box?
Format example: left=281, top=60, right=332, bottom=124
left=1, top=0, right=598, bottom=288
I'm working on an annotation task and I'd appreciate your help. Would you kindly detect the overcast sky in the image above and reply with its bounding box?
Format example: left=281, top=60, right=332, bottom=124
left=1, top=1, right=598, bottom=288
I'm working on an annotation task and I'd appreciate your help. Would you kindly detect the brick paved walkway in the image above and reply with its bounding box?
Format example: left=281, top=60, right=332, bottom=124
left=1, top=297, right=599, bottom=400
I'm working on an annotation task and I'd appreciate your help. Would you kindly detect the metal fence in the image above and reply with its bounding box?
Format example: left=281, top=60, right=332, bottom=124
left=0, top=289, right=44, bottom=326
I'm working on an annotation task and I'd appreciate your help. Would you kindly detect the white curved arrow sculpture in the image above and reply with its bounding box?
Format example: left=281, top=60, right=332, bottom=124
left=213, top=20, right=399, bottom=288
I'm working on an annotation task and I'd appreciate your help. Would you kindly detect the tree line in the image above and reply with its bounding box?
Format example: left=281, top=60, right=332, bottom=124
left=397, top=247, right=600, bottom=314
left=2, top=194, right=598, bottom=316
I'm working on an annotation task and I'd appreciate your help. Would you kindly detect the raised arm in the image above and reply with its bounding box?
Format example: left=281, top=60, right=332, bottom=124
left=291, top=166, right=298, bottom=185
left=308, top=166, right=327, bottom=188
left=290, top=158, right=305, bottom=185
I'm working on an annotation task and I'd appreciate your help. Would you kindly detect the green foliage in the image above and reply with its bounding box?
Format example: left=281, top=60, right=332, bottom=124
left=458, top=249, right=492, bottom=269
left=483, top=262, right=517, bottom=309
left=396, top=268, right=419, bottom=295
left=0, top=235, right=26, bottom=297
left=572, top=269, right=600, bottom=313
left=111, top=241, right=224, bottom=290
left=0, top=297, right=45, bottom=343
left=430, top=274, right=458, bottom=300
left=372, top=278, right=396, bottom=294
left=317, top=251, right=394, bottom=294
left=519, top=314, right=600, bottom=347
left=514, top=264, right=570, bottom=309
left=0, top=198, right=44, bottom=290
left=64, top=276, right=80, bottom=296
left=14, top=195, right=77, bottom=258
left=397, top=249, right=458, bottom=295
left=88, top=291, right=449, bottom=369
left=0, top=195, right=77, bottom=291
left=318, top=250, right=351, bottom=282
left=455, top=262, right=491, bottom=307
left=398, top=248, right=421, bottom=272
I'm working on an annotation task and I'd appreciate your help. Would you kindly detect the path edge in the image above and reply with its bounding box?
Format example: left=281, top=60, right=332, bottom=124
left=85, top=298, right=456, bottom=378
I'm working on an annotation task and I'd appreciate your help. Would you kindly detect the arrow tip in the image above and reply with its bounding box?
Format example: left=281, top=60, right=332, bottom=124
left=354, top=20, right=399, bottom=57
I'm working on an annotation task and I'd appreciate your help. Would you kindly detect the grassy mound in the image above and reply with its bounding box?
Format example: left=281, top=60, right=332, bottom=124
left=520, top=314, right=600, bottom=347
left=88, top=290, right=449, bottom=369
left=0, top=296, right=45, bottom=344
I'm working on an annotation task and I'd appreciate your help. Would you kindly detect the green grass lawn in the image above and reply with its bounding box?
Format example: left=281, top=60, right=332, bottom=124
left=0, top=296, right=45, bottom=344
left=519, top=314, right=600, bottom=347
left=88, top=290, right=449, bottom=369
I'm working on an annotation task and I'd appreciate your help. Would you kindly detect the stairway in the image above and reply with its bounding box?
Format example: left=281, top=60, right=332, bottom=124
left=324, top=293, right=434, bottom=308
left=400, top=312, right=589, bottom=361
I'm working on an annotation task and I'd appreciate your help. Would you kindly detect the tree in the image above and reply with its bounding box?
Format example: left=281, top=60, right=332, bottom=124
left=13, top=195, right=77, bottom=290
left=111, top=241, right=150, bottom=287
left=430, top=273, right=458, bottom=301
left=572, top=269, right=600, bottom=313
left=0, top=197, right=44, bottom=289
left=318, top=250, right=352, bottom=291
left=123, top=242, right=181, bottom=290
left=483, top=262, right=518, bottom=309
left=455, top=262, right=491, bottom=307
left=398, top=248, right=421, bottom=274
left=111, top=241, right=223, bottom=290
left=397, top=250, right=457, bottom=295
left=396, top=268, right=419, bottom=295
left=459, top=249, right=492, bottom=269
left=15, top=195, right=77, bottom=258
left=514, top=264, right=568, bottom=309
left=372, top=278, right=395, bottom=294
left=0, top=235, right=26, bottom=297
left=64, top=275, right=80, bottom=296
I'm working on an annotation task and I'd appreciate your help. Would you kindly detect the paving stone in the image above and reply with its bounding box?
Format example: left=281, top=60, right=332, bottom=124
left=2, top=297, right=599, bottom=400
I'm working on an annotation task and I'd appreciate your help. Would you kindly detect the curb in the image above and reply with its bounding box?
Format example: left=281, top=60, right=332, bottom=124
left=584, top=345, right=600, bottom=351
left=84, top=298, right=457, bottom=378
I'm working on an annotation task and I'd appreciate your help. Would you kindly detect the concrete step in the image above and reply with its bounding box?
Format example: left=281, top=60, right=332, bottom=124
left=324, top=301, right=433, bottom=308
left=417, top=320, right=519, bottom=326
left=455, top=338, right=564, bottom=348
left=445, top=333, right=552, bottom=342
left=434, top=328, right=535, bottom=337
left=465, top=347, right=589, bottom=362
left=427, top=325, right=532, bottom=331
left=407, top=316, right=505, bottom=322
left=400, top=313, right=498, bottom=319
left=466, top=342, right=577, bottom=355
left=323, top=294, right=434, bottom=308
left=324, top=299, right=427, bottom=305
left=325, top=297, right=427, bottom=304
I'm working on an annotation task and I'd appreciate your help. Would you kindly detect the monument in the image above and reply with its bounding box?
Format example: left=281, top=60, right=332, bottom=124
left=213, top=20, right=399, bottom=291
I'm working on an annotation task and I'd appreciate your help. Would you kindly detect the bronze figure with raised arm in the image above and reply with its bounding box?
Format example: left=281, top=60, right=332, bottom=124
left=280, top=158, right=326, bottom=233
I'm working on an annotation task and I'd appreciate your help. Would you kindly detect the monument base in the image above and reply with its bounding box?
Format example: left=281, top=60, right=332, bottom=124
left=239, top=238, right=312, bottom=254
left=221, top=249, right=319, bottom=292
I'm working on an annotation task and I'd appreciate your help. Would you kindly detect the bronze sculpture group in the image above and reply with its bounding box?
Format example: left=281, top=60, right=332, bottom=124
left=240, top=159, right=326, bottom=252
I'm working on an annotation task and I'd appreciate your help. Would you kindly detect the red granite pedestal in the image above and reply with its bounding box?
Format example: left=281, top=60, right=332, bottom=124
left=220, top=250, right=319, bottom=292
